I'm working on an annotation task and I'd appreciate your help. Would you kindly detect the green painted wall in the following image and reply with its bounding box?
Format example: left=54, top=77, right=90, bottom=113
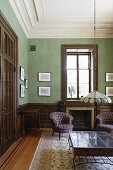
left=28, top=38, right=113, bottom=103
left=0, top=0, right=28, bottom=105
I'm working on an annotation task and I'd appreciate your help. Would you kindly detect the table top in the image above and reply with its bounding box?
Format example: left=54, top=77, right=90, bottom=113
left=69, top=131, right=113, bottom=149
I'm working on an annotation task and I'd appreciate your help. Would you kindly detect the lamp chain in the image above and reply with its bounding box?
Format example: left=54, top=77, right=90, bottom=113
left=94, top=0, right=96, bottom=45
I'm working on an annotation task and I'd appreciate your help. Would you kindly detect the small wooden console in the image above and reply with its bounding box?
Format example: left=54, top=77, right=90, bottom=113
left=22, top=109, right=40, bottom=136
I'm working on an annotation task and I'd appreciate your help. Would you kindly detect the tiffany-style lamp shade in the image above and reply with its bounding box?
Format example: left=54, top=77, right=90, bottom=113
left=80, top=90, right=112, bottom=117
left=80, top=90, right=112, bottom=104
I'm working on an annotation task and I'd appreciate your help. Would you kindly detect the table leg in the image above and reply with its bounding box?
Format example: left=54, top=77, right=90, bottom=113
left=73, top=156, right=76, bottom=169
left=35, top=114, right=37, bottom=137
left=22, top=114, right=25, bottom=135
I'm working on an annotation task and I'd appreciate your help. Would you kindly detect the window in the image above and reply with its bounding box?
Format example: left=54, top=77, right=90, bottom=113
left=61, top=45, right=98, bottom=100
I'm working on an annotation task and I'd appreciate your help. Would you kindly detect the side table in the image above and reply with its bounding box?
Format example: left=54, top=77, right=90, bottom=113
left=22, top=109, right=40, bottom=136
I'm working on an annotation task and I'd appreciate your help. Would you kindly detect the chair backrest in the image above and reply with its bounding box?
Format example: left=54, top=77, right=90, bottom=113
left=50, top=112, right=73, bottom=125
left=96, top=112, right=113, bottom=124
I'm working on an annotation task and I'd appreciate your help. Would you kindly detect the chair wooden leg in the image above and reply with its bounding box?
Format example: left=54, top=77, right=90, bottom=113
left=52, top=130, right=54, bottom=136
left=59, top=133, right=60, bottom=140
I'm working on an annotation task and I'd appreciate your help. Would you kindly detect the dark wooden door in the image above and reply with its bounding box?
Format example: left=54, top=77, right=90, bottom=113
left=0, top=12, right=17, bottom=155
left=2, top=58, right=15, bottom=152
left=0, top=16, right=2, bottom=156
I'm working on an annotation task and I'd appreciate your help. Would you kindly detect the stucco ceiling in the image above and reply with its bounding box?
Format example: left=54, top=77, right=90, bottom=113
left=9, top=0, right=113, bottom=38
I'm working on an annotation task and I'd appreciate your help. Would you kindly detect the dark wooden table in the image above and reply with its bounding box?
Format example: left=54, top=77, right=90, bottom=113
left=69, top=131, right=113, bottom=168
left=22, top=109, right=40, bottom=136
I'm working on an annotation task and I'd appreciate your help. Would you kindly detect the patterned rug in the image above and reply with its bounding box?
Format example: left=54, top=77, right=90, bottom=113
left=29, top=132, right=113, bottom=170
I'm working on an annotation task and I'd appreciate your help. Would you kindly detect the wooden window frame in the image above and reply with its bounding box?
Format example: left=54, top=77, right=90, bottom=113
left=61, top=44, right=98, bottom=101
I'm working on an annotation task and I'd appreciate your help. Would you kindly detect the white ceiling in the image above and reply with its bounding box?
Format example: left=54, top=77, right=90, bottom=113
left=9, top=0, right=113, bottom=38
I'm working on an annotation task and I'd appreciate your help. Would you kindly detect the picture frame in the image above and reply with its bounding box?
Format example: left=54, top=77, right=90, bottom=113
left=106, top=73, right=113, bottom=81
left=38, top=72, right=51, bottom=82
left=106, top=87, right=113, bottom=96
left=38, top=86, right=51, bottom=96
left=24, top=79, right=28, bottom=89
left=20, top=84, right=25, bottom=97
left=20, top=66, right=25, bottom=81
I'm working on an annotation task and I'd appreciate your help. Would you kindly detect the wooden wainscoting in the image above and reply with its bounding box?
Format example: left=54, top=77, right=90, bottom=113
left=28, top=103, right=59, bottom=128
left=17, top=102, right=113, bottom=137
left=17, top=103, right=59, bottom=136
left=98, top=103, right=113, bottom=113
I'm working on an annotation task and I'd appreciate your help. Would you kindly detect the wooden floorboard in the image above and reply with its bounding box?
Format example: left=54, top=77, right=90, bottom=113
left=0, top=137, right=24, bottom=169
left=0, top=129, right=52, bottom=170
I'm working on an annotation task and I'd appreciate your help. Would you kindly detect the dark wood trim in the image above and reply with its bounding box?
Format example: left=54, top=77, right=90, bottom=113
left=18, top=103, right=59, bottom=112
left=59, top=100, right=113, bottom=111
left=17, top=104, right=28, bottom=112
left=18, top=102, right=113, bottom=115
left=0, top=10, right=18, bottom=38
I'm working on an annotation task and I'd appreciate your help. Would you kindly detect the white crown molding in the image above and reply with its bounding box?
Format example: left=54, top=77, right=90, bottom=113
left=8, top=0, right=113, bottom=38
left=9, top=0, right=29, bottom=36
left=23, top=0, right=35, bottom=27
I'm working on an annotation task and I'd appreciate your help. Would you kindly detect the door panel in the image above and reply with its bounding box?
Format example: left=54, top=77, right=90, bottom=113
left=3, top=31, right=14, bottom=59
left=3, top=60, right=14, bottom=150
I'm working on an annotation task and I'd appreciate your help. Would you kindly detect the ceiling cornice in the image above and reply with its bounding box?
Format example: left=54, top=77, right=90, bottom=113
left=9, top=0, right=113, bottom=38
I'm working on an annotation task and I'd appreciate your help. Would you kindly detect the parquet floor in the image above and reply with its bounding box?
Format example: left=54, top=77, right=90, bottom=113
left=0, top=128, right=52, bottom=170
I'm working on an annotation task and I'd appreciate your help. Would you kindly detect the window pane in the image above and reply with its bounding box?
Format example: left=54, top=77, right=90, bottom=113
left=67, top=55, right=77, bottom=69
left=67, top=84, right=77, bottom=98
left=79, top=55, right=88, bottom=69
left=67, top=70, right=77, bottom=84
left=79, top=70, right=89, bottom=83
left=79, top=84, right=89, bottom=98
left=66, top=49, right=77, bottom=52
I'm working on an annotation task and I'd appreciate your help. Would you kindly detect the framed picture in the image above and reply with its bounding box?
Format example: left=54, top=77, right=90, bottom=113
left=38, top=72, right=51, bottom=82
left=20, top=66, right=25, bottom=81
left=20, top=84, right=25, bottom=97
left=106, top=87, right=113, bottom=96
left=38, top=86, right=51, bottom=96
left=24, top=79, right=28, bottom=89
left=106, top=73, right=113, bottom=81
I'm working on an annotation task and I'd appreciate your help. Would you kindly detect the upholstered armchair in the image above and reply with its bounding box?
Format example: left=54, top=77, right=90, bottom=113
left=96, top=112, right=113, bottom=133
left=50, top=112, right=74, bottom=139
